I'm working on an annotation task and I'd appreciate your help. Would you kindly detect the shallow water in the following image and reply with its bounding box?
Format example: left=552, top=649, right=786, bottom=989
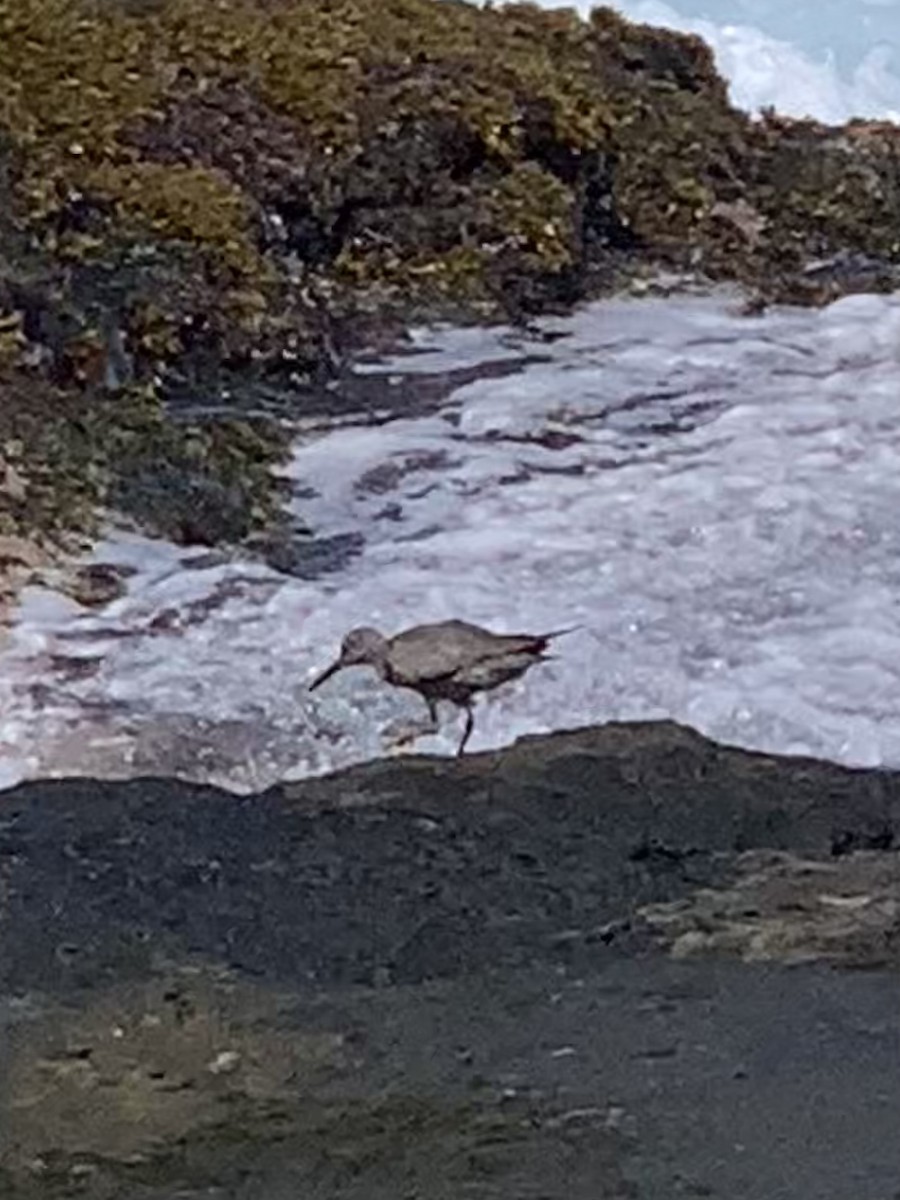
left=3, top=287, right=900, bottom=790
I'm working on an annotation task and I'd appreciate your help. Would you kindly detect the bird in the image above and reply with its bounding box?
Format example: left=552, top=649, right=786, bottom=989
left=308, top=619, right=575, bottom=756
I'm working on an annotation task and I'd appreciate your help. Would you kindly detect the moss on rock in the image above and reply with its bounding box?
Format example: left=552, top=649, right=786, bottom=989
left=0, top=0, right=898, bottom=550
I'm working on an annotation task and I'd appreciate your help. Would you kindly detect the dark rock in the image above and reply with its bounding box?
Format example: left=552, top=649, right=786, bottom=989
left=3, top=721, right=900, bottom=1196
left=110, top=462, right=254, bottom=547
left=253, top=528, right=365, bottom=579
left=58, top=562, right=136, bottom=608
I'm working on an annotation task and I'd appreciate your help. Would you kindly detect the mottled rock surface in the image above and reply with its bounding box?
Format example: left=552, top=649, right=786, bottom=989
left=2, top=721, right=900, bottom=1197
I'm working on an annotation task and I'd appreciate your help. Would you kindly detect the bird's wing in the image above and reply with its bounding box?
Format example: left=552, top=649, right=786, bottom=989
left=453, top=651, right=545, bottom=690
left=386, top=622, right=486, bottom=683
left=387, top=621, right=554, bottom=684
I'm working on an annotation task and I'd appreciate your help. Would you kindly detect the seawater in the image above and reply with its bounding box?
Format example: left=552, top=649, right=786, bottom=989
left=4, top=290, right=900, bottom=789
left=2, top=0, right=898, bottom=790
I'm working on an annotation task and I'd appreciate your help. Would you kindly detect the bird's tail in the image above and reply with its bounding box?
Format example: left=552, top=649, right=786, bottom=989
left=529, top=625, right=581, bottom=656
left=543, top=624, right=582, bottom=642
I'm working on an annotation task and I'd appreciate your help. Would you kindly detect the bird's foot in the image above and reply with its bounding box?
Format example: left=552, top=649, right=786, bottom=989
left=382, top=718, right=438, bottom=755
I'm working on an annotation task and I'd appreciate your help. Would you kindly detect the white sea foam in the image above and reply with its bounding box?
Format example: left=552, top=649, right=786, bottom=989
left=501, top=0, right=900, bottom=123
left=613, top=0, right=900, bottom=122
left=4, top=287, right=900, bottom=790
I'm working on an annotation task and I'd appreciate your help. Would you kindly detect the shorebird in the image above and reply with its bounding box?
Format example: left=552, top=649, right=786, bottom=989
left=309, top=619, right=575, bottom=755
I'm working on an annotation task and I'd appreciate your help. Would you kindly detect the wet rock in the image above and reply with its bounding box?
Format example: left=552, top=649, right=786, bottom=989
left=0, top=535, right=44, bottom=570
left=253, top=527, right=365, bottom=579
left=44, top=562, right=136, bottom=609
left=4, top=723, right=900, bottom=1195
left=110, top=463, right=260, bottom=547
left=0, top=535, right=48, bottom=634
left=639, top=848, right=900, bottom=967
left=0, top=459, right=28, bottom=504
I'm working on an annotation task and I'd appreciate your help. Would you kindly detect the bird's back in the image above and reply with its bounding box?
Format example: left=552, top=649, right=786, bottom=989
left=386, top=620, right=553, bottom=686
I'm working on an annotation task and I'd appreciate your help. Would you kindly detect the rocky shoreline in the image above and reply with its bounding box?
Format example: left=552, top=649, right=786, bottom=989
left=3, top=721, right=900, bottom=1196
left=1, top=0, right=900, bottom=573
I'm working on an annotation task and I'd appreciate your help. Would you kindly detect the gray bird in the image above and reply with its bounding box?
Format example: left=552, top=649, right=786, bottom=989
left=309, top=619, right=575, bottom=755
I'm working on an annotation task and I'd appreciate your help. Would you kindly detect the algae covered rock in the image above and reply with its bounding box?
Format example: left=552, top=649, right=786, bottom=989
left=0, top=0, right=898, bottom=550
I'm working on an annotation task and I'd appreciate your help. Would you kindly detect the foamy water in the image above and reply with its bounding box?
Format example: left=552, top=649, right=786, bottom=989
left=530, top=0, right=900, bottom=123
left=619, top=0, right=900, bottom=122
left=4, top=287, right=900, bottom=790
left=1, top=0, right=899, bottom=792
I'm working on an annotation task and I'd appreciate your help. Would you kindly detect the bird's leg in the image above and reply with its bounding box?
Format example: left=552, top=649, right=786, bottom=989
left=456, top=703, right=475, bottom=757
left=383, top=696, right=440, bottom=753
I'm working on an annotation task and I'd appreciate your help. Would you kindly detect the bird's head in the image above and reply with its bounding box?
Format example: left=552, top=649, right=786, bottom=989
left=308, top=626, right=388, bottom=691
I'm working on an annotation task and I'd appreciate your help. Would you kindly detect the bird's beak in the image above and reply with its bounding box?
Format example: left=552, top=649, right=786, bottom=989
left=308, top=657, right=343, bottom=692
